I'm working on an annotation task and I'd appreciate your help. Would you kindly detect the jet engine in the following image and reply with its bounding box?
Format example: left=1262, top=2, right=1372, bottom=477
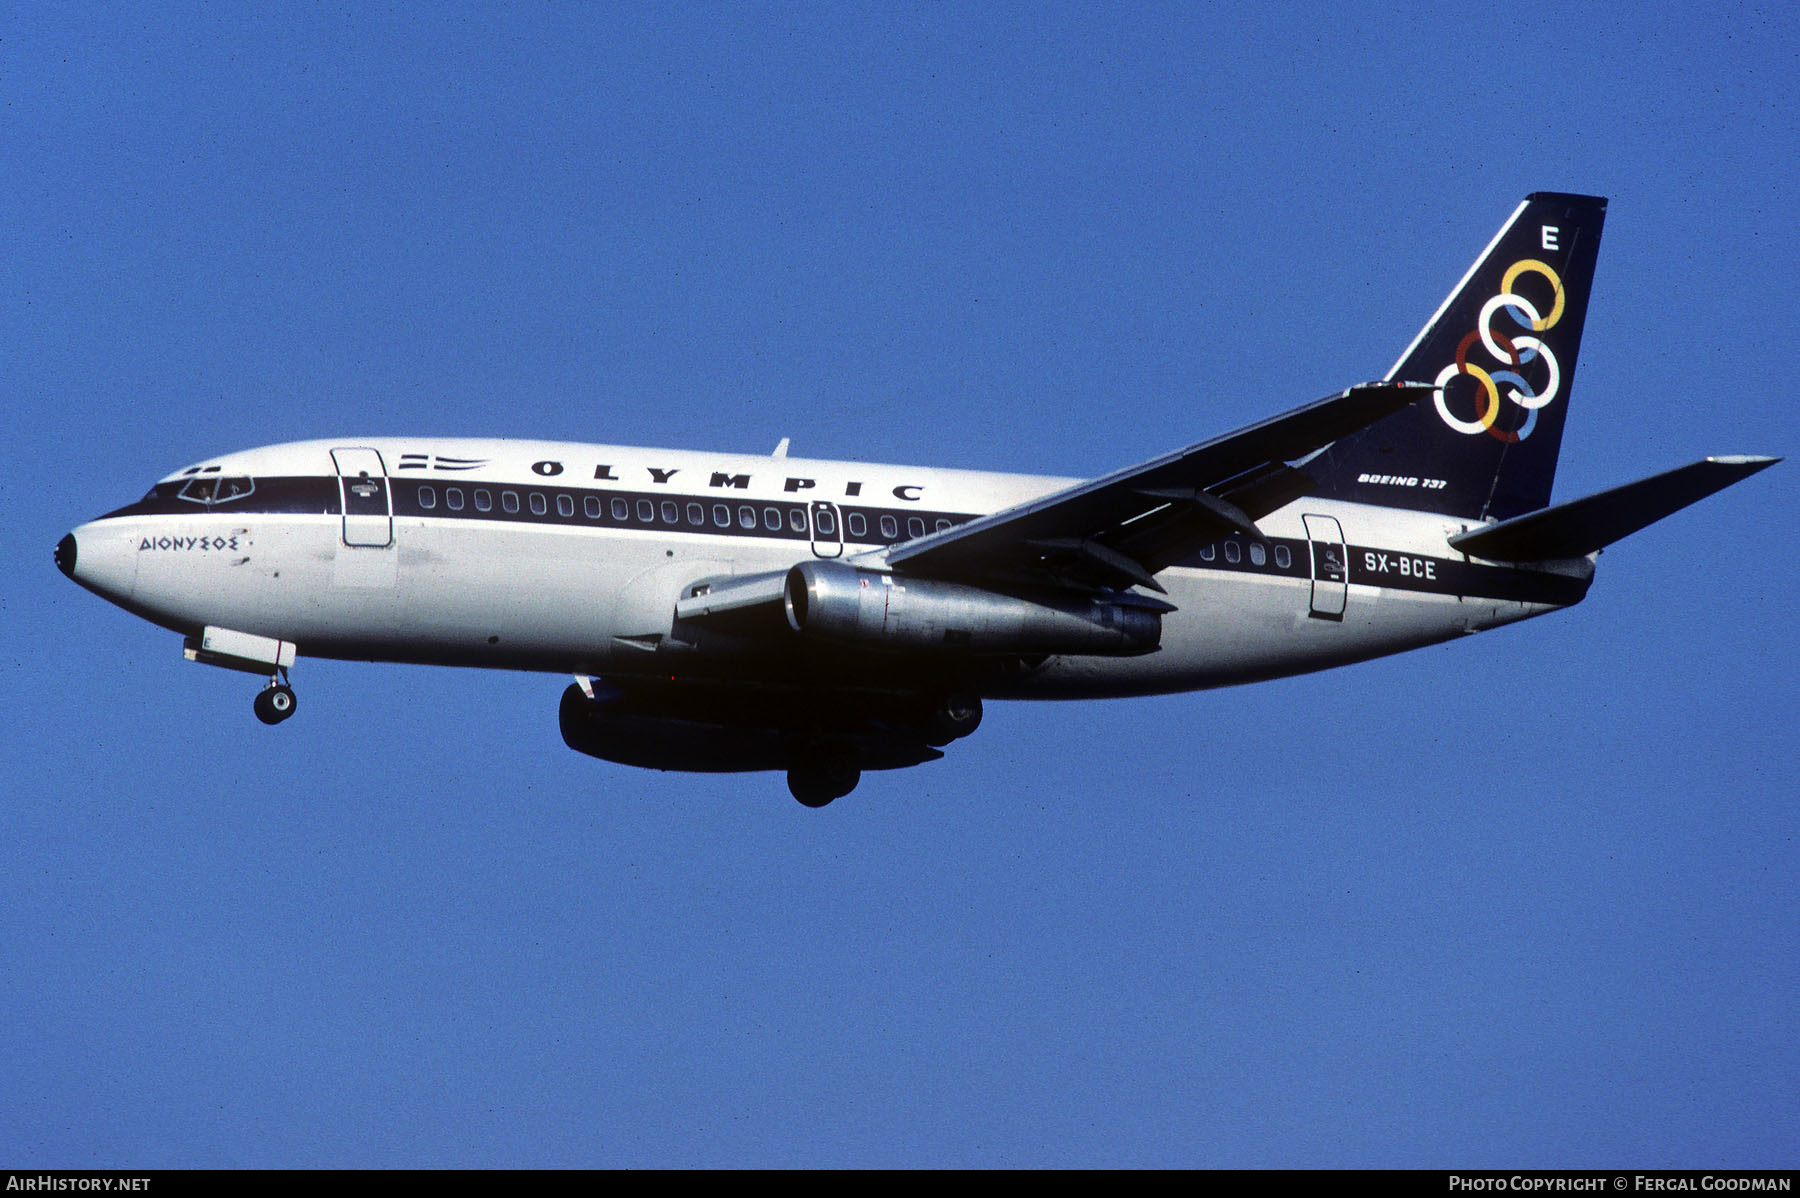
left=783, top=560, right=1161, bottom=656
left=557, top=683, right=941, bottom=775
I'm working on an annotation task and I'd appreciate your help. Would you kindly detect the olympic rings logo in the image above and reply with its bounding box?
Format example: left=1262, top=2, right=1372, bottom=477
left=1432, top=259, right=1565, bottom=442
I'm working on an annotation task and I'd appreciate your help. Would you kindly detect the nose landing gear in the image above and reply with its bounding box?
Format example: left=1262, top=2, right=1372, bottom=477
left=253, top=672, right=298, bottom=725
left=181, top=628, right=301, bottom=725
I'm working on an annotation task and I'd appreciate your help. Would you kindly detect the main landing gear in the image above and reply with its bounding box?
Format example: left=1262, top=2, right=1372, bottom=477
left=253, top=672, right=298, bottom=725
left=787, top=759, right=861, bottom=808
left=922, top=692, right=983, bottom=747
left=783, top=694, right=984, bottom=808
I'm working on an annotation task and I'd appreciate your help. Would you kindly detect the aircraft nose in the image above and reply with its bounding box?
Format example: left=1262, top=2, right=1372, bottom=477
left=57, top=521, right=138, bottom=604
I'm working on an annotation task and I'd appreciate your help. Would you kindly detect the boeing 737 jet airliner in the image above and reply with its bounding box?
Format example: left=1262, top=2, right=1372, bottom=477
left=57, top=194, right=1777, bottom=804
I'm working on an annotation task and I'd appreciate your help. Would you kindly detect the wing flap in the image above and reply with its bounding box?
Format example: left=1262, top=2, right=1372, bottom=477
left=1024, top=536, right=1168, bottom=592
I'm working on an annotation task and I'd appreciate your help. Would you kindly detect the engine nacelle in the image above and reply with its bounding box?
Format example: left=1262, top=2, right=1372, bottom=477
left=558, top=684, right=940, bottom=774
left=783, top=560, right=1161, bottom=656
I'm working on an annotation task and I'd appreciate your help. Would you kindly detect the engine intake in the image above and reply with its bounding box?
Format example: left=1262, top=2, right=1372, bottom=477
left=783, top=560, right=1161, bottom=656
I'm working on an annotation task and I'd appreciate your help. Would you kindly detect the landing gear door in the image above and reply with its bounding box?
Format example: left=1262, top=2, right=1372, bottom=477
left=1302, top=513, right=1348, bottom=621
left=809, top=500, right=843, bottom=559
left=332, top=448, right=393, bottom=548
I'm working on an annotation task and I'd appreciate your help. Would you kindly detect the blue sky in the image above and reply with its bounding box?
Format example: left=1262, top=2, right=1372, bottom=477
left=5, top=2, right=1795, bottom=1168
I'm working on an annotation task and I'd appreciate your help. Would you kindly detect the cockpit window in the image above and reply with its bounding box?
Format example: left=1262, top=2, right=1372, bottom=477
left=214, top=476, right=254, bottom=502
left=177, top=474, right=255, bottom=505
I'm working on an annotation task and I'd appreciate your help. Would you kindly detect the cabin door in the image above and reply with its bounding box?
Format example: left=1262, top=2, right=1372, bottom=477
left=332, top=448, right=393, bottom=548
left=1302, top=513, right=1348, bottom=621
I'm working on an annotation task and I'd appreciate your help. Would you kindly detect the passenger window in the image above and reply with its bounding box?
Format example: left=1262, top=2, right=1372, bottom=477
left=713, top=504, right=731, bottom=528
left=738, top=505, right=756, bottom=530
left=763, top=507, right=781, bottom=531
left=936, top=519, right=951, bottom=532
left=529, top=493, right=548, bottom=516
left=418, top=485, right=437, bottom=510
left=814, top=508, right=836, bottom=536
left=585, top=495, right=602, bottom=519
left=557, top=494, right=574, bottom=518
left=611, top=498, right=629, bottom=521
left=1199, top=544, right=1214, bottom=561
left=1250, top=543, right=1267, bottom=567
left=789, top=509, right=807, bottom=533
left=687, top=503, right=705, bottom=526
left=1224, top=541, right=1241, bottom=564
left=502, top=491, right=520, bottom=514
left=446, top=488, right=465, bottom=512
left=661, top=501, right=679, bottom=524
left=907, top=517, right=925, bottom=538
left=1275, top=545, right=1291, bottom=569
left=474, top=489, right=492, bottom=513
left=880, top=514, right=898, bottom=539
left=636, top=500, right=654, bottom=523
left=847, top=512, right=867, bottom=539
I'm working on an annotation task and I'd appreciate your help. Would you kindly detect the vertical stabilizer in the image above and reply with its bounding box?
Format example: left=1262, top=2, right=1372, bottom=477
left=1306, top=193, right=1607, bottom=521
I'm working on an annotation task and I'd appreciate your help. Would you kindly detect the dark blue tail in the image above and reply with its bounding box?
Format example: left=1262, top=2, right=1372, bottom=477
left=1306, top=193, right=1607, bottom=522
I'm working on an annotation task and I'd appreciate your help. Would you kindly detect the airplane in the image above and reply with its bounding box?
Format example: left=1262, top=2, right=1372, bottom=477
left=56, top=193, right=1778, bottom=806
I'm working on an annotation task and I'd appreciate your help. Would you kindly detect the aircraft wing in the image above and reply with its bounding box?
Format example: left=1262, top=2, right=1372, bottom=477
left=674, top=381, right=1423, bottom=622
left=880, top=381, right=1426, bottom=593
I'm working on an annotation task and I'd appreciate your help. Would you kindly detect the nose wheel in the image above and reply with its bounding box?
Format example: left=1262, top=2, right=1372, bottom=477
left=254, top=677, right=298, bottom=725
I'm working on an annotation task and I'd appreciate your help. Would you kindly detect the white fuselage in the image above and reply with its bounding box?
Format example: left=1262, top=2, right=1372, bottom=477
left=64, top=437, right=1592, bottom=700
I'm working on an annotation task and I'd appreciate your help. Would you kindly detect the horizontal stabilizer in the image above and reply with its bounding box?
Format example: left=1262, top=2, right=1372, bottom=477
left=1448, top=456, right=1779, bottom=561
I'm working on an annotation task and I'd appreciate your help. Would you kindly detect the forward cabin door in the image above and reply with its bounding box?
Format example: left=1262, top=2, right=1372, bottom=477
left=1302, top=513, right=1348, bottom=621
left=332, top=448, right=393, bottom=548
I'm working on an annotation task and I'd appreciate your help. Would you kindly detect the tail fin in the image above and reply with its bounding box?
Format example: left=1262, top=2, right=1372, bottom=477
left=1306, top=192, right=1607, bottom=522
